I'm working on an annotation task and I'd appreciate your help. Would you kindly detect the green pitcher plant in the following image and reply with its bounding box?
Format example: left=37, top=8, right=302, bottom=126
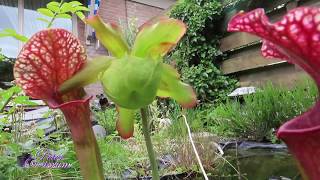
left=60, top=16, right=197, bottom=139
left=59, top=15, right=197, bottom=179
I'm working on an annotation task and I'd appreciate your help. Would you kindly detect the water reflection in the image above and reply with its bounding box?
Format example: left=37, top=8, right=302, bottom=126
left=216, top=148, right=301, bottom=180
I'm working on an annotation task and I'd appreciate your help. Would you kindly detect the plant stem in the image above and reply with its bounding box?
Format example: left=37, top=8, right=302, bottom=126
left=140, top=107, right=160, bottom=180
left=47, top=0, right=64, bottom=28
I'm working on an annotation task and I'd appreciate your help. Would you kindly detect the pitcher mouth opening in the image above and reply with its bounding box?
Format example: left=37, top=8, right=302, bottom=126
left=47, top=96, right=92, bottom=109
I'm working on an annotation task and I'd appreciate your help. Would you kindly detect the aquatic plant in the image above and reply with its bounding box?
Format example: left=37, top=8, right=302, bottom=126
left=14, top=29, right=104, bottom=179
left=228, top=7, right=320, bottom=179
left=60, top=15, right=197, bottom=179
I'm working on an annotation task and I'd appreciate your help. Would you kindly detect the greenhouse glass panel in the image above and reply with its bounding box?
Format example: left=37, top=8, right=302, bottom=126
left=0, top=2, right=19, bottom=58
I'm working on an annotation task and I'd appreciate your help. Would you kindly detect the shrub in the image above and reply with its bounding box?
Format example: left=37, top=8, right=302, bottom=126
left=169, top=0, right=237, bottom=105
left=209, top=80, right=318, bottom=141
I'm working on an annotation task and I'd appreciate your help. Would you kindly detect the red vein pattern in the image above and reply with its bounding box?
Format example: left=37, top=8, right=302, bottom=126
left=14, top=29, right=86, bottom=105
left=14, top=29, right=104, bottom=179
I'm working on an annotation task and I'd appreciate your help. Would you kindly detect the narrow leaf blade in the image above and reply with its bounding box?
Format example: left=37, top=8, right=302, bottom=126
left=157, top=64, right=197, bottom=108
left=69, top=1, right=83, bottom=6
left=75, top=11, right=85, bottom=20
left=59, top=56, right=113, bottom=94
left=132, top=16, right=186, bottom=59
left=37, top=17, right=50, bottom=23
left=56, top=13, right=72, bottom=19
left=0, top=29, right=28, bottom=42
left=86, top=15, right=129, bottom=58
left=37, top=8, right=55, bottom=17
left=60, top=3, right=72, bottom=13
left=75, top=6, right=90, bottom=12
left=47, top=2, right=60, bottom=13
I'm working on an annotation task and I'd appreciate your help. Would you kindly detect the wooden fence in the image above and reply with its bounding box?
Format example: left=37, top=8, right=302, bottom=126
left=220, top=0, right=320, bottom=87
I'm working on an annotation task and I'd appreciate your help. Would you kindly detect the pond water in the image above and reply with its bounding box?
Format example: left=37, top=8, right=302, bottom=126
left=123, top=141, right=301, bottom=180
left=215, top=148, right=301, bottom=180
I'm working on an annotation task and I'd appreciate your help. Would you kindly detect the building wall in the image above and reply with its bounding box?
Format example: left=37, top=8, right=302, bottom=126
left=98, top=0, right=127, bottom=25
left=79, top=0, right=166, bottom=98
left=220, top=0, right=318, bottom=88
left=126, top=1, right=164, bottom=26
left=97, top=0, right=164, bottom=26
left=130, top=0, right=176, bottom=9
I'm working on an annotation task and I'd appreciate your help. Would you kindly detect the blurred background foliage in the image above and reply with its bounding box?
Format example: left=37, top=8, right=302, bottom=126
left=169, top=0, right=238, bottom=105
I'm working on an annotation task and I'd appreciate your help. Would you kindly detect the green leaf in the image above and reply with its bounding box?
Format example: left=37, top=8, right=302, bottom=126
left=132, top=16, right=186, bottom=60
left=8, top=143, right=22, bottom=153
left=59, top=56, right=114, bottom=94
left=42, top=110, right=53, bottom=118
left=75, top=11, right=85, bottom=20
left=37, top=8, right=55, bottom=17
left=3, top=29, right=15, bottom=34
left=13, top=96, right=38, bottom=105
left=47, top=1, right=60, bottom=13
left=36, top=17, right=50, bottom=23
left=86, top=15, right=129, bottom=58
left=13, top=34, right=28, bottom=42
left=116, top=106, right=136, bottom=139
left=36, top=129, right=45, bottom=138
left=69, top=1, right=83, bottom=6
left=75, top=6, right=90, bottom=11
left=56, top=13, right=72, bottom=19
left=157, top=64, right=197, bottom=108
left=9, top=86, right=22, bottom=94
left=0, top=29, right=28, bottom=42
left=0, top=86, right=22, bottom=111
left=60, top=2, right=72, bottom=13
left=0, top=96, right=12, bottom=112
left=0, top=117, right=9, bottom=125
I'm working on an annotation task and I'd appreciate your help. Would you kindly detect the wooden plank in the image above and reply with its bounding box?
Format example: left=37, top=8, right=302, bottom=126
left=220, top=9, right=287, bottom=52
left=237, top=64, right=308, bottom=88
left=220, top=33, right=260, bottom=52
left=221, top=0, right=320, bottom=52
left=300, top=0, right=320, bottom=7
left=221, top=48, right=284, bottom=74
left=219, top=0, right=317, bottom=88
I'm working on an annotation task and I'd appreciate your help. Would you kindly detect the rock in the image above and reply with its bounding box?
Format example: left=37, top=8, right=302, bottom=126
left=220, top=141, right=287, bottom=151
left=238, top=141, right=287, bottom=150
left=269, top=176, right=292, bottom=180
left=122, top=168, right=138, bottom=179
left=158, top=154, right=175, bottom=170
left=92, top=124, right=106, bottom=139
